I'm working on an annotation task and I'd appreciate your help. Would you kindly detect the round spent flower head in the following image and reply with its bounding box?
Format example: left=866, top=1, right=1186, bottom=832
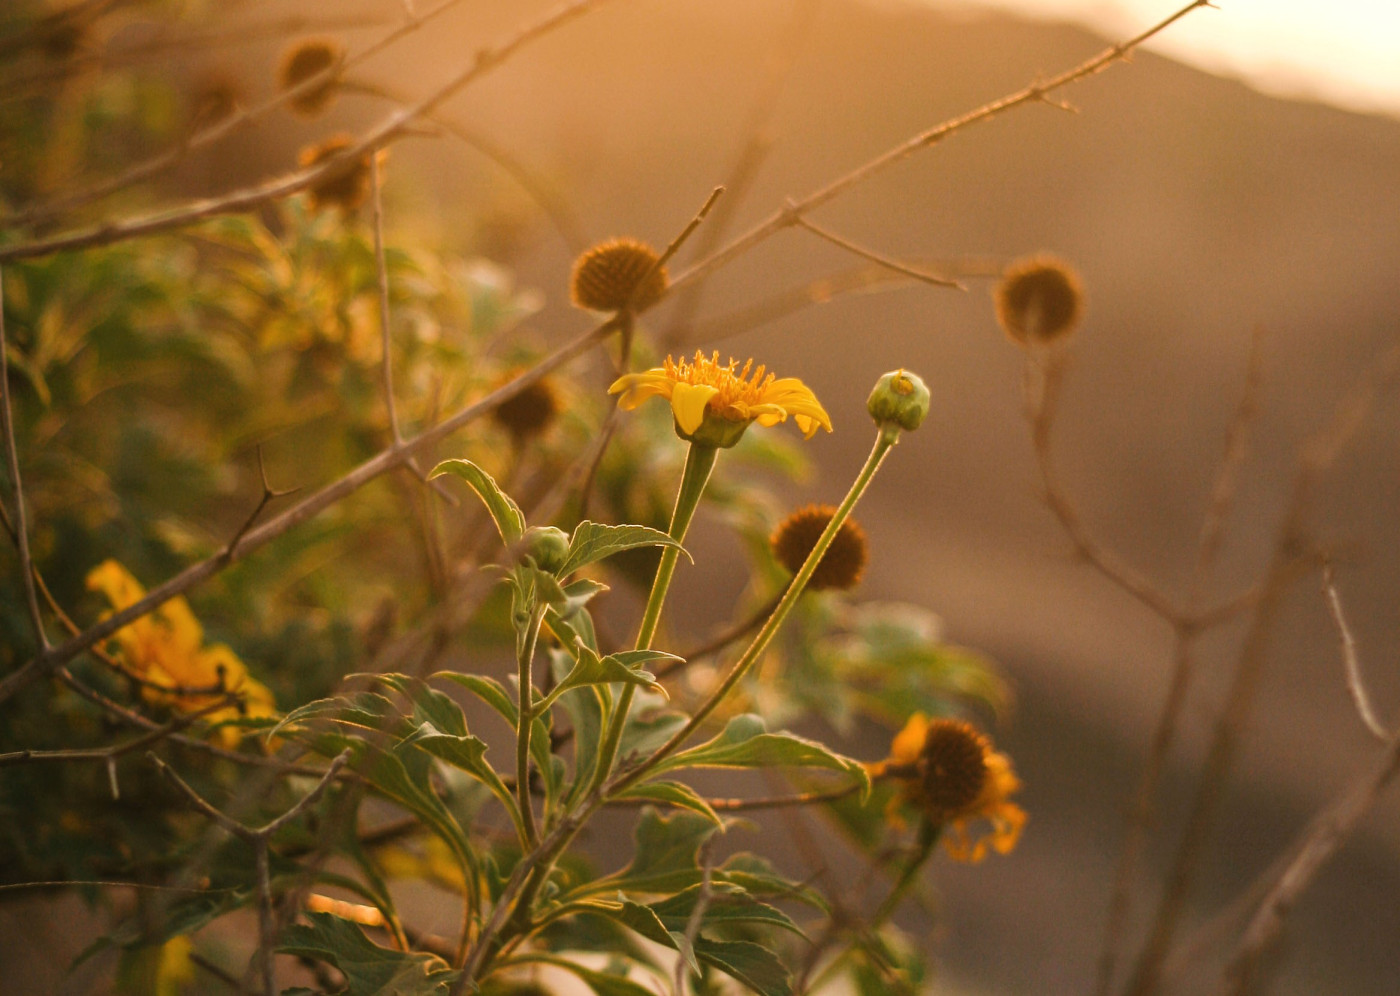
left=570, top=239, right=667, bottom=312
left=871, top=713, right=1026, bottom=863
left=609, top=351, right=832, bottom=448
left=298, top=134, right=376, bottom=214
left=994, top=254, right=1084, bottom=345
left=278, top=38, right=343, bottom=117
left=770, top=504, right=868, bottom=591
left=867, top=368, right=930, bottom=433
left=491, top=376, right=561, bottom=441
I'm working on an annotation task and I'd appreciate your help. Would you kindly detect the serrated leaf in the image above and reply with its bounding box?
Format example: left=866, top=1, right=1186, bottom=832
left=649, top=883, right=803, bottom=938
left=610, top=901, right=792, bottom=996
left=559, top=521, right=689, bottom=577
left=614, top=780, right=720, bottom=825
left=650, top=715, right=869, bottom=797
left=362, top=673, right=468, bottom=738
left=429, top=459, right=525, bottom=544
left=278, top=912, right=458, bottom=996
left=536, top=643, right=673, bottom=714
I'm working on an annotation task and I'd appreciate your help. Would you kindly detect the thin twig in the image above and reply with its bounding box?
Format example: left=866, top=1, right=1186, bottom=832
left=0, top=694, right=240, bottom=769
left=674, top=837, right=717, bottom=996
left=1321, top=562, right=1391, bottom=742
left=1093, top=325, right=1269, bottom=996
left=661, top=0, right=822, bottom=349
left=792, top=213, right=964, bottom=290
left=0, top=266, right=49, bottom=652
left=370, top=154, right=402, bottom=445
left=666, top=0, right=1215, bottom=296
left=656, top=591, right=784, bottom=679
left=151, top=749, right=351, bottom=996
left=1121, top=341, right=1400, bottom=996
left=1214, top=727, right=1400, bottom=996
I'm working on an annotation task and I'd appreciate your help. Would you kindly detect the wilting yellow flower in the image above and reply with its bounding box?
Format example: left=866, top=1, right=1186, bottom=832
left=871, top=712, right=1025, bottom=863
left=608, top=351, right=832, bottom=448
left=86, top=560, right=276, bottom=745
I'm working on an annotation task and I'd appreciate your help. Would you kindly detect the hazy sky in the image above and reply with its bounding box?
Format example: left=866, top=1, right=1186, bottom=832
left=940, top=0, right=1400, bottom=118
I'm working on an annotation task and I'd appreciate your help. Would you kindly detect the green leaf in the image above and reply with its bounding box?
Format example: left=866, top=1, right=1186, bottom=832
left=536, top=643, right=673, bottom=714
left=559, top=521, right=688, bottom=577
left=650, top=715, right=869, bottom=798
left=433, top=673, right=515, bottom=725
left=429, top=459, right=525, bottom=544
left=400, top=721, right=519, bottom=835
left=649, top=882, right=803, bottom=938
left=519, top=954, right=661, bottom=996
left=614, top=780, right=720, bottom=825
left=360, top=673, right=469, bottom=738
left=278, top=912, right=459, bottom=996
left=610, top=901, right=792, bottom=996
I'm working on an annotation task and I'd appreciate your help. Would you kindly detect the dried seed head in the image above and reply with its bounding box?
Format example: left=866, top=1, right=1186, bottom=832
left=994, top=255, right=1084, bottom=345
left=278, top=38, right=343, bottom=117
left=770, top=504, right=868, bottom=591
left=191, top=74, right=241, bottom=126
left=492, top=377, right=561, bottom=440
left=918, top=719, right=990, bottom=816
left=570, top=239, right=667, bottom=312
left=298, top=134, right=374, bottom=214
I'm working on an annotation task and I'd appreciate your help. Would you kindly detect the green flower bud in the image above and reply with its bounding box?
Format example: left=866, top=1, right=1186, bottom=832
left=521, top=525, right=571, bottom=574
left=867, top=369, right=930, bottom=433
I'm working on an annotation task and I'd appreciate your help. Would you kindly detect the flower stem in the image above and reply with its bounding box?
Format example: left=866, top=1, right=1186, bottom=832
left=611, top=426, right=897, bottom=795
left=516, top=606, right=546, bottom=848
left=590, top=442, right=718, bottom=793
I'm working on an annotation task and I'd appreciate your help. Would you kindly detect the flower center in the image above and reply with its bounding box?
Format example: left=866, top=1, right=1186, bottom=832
left=665, top=351, right=774, bottom=421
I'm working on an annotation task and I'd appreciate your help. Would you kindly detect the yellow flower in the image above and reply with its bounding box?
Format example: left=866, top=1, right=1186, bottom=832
left=86, top=560, right=276, bottom=745
left=872, top=712, right=1026, bottom=863
left=608, top=351, right=832, bottom=448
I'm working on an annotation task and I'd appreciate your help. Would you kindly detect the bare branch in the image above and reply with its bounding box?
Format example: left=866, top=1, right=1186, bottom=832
left=1121, top=340, right=1400, bottom=996
left=667, top=0, right=1215, bottom=295
left=1214, top=728, right=1400, bottom=996
left=1322, top=562, right=1391, bottom=742
left=0, top=266, right=49, bottom=652
left=371, top=154, right=403, bottom=446
left=792, top=214, right=964, bottom=290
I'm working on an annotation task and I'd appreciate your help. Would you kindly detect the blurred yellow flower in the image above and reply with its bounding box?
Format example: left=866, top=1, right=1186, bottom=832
left=872, top=712, right=1025, bottom=863
left=609, top=351, right=832, bottom=447
left=86, top=560, right=276, bottom=745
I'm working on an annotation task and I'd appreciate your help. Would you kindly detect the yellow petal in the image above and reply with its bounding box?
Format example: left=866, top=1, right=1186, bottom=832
left=761, top=378, right=832, bottom=436
left=85, top=559, right=146, bottom=609
left=607, top=368, right=672, bottom=410
left=669, top=382, right=720, bottom=434
left=889, top=712, right=929, bottom=765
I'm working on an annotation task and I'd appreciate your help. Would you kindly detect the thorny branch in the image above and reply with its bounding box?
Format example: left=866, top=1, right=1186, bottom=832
left=151, top=749, right=352, bottom=996
left=1121, top=340, right=1400, bottom=996
left=1094, top=325, right=1268, bottom=996
left=1213, top=727, right=1400, bottom=996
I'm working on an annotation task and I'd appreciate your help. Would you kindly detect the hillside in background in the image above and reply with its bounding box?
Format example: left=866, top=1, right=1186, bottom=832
left=7, top=1, right=1400, bottom=993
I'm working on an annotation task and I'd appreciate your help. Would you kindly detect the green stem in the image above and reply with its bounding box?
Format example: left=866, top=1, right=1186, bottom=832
left=590, top=442, right=718, bottom=794
left=516, top=606, right=546, bottom=848
left=610, top=427, right=897, bottom=796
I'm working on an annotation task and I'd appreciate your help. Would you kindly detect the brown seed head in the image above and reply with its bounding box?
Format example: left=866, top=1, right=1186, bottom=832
left=918, top=719, right=990, bottom=816
left=492, top=376, right=561, bottom=440
left=770, top=504, right=868, bottom=591
left=278, top=38, right=343, bottom=117
left=298, top=134, right=374, bottom=214
left=994, top=255, right=1084, bottom=345
left=570, top=239, right=667, bottom=312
